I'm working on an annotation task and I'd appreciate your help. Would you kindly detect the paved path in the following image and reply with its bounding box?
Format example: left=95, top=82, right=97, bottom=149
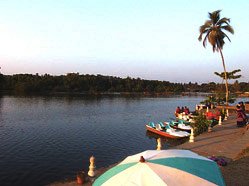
left=175, top=115, right=249, bottom=160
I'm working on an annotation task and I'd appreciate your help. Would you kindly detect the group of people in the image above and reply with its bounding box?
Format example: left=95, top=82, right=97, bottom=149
left=175, top=106, right=190, bottom=116
left=236, top=101, right=248, bottom=127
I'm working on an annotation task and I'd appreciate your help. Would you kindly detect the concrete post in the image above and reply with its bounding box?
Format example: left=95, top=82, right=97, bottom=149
left=189, top=128, right=194, bottom=143
left=88, top=156, right=96, bottom=177
left=218, top=116, right=222, bottom=125
left=157, top=138, right=162, bottom=150
left=226, top=109, right=229, bottom=117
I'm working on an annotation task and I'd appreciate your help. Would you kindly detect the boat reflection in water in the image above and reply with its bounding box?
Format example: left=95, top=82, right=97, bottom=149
left=145, top=131, right=188, bottom=149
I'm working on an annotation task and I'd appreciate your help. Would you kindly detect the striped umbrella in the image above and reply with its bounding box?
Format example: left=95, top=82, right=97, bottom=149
left=93, top=150, right=225, bottom=186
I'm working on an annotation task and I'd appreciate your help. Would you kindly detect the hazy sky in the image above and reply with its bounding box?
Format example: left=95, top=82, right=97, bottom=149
left=0, top=0, right=248, bottom=83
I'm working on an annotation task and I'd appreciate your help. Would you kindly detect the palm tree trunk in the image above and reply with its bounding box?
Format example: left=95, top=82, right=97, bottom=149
left=218, top=47, right=229, bottom=105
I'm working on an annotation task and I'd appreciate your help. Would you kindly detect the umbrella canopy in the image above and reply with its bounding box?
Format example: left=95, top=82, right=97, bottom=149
left=93, top=150, right=225, bottom=186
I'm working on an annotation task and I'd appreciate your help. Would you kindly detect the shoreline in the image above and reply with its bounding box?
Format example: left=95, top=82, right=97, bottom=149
left=0, top=91, right=210, bottom=97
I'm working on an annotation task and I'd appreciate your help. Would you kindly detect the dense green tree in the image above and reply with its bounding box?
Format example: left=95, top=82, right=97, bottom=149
left=0, top=73, right=4, bottom=91
left=198, top=10, right=234, bottom=105
left=233, top=80, right=240, bottom=93
left=2, top=73, right=249, bottom=95
left=239, top=82, right=249, bottom=92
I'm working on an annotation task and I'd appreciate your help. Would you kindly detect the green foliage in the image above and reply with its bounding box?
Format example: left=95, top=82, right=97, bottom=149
left=1, top=73, right=249, bottom=95
left=0, top=73, right=184, bottom=95
left=200, top=95, right=216, bottom=105
left=201, top=94, right=236, bottom=106
left=214, top=69, right=241, bottom=80
left=214, top=93, right=236, bottom=105
left=191, top=114, right=211, bottom=135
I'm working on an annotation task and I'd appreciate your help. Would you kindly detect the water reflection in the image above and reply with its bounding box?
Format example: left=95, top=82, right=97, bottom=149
left=0, top=95, right=204, bottom=186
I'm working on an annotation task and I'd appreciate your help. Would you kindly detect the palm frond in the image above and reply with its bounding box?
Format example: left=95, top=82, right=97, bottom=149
left=198, top=34, right=203, bottom=41
left=221, top=25, right=234, bottom=34
left=198, top=24, right=211, bottom=41
left=214, top=72, right=223, bottom=78
left=231, top=69, right=241, bottom=74
left=214, top=69, right=242, bottom=80
left=204, top=20, right=212, bottom=27
left=220, top=31, right=232, bottom=42
left=217, top=37, right=225, bottom=49
left=227, top=69, right=242, bottom=79
left=199, top=22, right=211, bottom=34
left=202, top=32, right=210, bottom=47
left=217, top=17, right=230, bottom=26
left=209, top=10, right=221, bottom=24
left=229, top=75, right=242, bottom=79
left=199, top=10, right=233, bottom=53
left=208, top=12, right=212, bottom=20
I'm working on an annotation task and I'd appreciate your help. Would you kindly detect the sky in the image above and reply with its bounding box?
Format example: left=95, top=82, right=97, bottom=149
left=0, top=0, right=248, bottom=83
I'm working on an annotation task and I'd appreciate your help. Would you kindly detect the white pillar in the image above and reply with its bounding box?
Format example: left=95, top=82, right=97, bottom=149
left=218, top=116, right=222, bottom=125
left=226, top=109, right=229, bottom=117
left=189, top=128, right=194, bottom=143
left=88, top=156, right=96, bottom=177
left=157, top=138, right=162, bottom=150
left=206, top=107, right=209, bottom=113
left=195, top=104, right=198, bottom=111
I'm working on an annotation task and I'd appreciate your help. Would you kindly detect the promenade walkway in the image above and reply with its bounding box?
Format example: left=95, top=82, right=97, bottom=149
left=176, top=114, right=249, bottom=186
left=176, top=114, right=249, bottom=160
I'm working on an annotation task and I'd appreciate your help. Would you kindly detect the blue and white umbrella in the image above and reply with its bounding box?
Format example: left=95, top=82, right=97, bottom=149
left=93, top=150, right=225, bottom=186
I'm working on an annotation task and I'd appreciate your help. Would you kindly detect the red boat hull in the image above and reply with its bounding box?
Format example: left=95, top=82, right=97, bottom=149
left=145, top=125, right=182, bottom=139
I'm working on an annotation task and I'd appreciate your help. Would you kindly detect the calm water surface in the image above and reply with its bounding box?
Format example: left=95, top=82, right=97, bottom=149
left=0, top=95, right=204, bottom=186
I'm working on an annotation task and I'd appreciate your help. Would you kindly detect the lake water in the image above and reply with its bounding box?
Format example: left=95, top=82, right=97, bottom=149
left=0, top=95, right=204, bottom=186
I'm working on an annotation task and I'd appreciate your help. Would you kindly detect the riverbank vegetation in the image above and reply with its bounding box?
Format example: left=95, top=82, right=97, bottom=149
left=0, top=73, right=249, bottom=95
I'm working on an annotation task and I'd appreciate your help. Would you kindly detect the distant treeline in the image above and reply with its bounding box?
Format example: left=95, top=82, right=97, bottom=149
left=0, top=73, right=248, bottom=95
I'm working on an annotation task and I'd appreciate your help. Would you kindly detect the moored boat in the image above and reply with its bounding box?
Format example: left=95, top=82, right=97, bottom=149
left=166, top=120, right=192, bottom=132
left=146, top=122, right=190, bottom=139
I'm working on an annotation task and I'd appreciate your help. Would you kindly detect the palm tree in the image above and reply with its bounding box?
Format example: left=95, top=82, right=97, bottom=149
left=198, top=10, right=234, bottom=105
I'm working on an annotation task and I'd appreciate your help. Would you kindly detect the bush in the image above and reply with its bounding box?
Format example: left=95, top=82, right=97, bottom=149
left=191, top=114, right=211, bottom=135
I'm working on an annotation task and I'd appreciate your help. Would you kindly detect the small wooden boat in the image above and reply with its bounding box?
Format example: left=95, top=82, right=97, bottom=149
left=167, top=120, right=192, bottom=132
left=145, top=122, right=190, bottom=139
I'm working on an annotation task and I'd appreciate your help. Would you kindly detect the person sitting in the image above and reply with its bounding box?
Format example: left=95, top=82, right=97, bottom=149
left=236, top=104, right=248, bottom=127
left=184, top=106, right=190, bottom=115
left=175, top=106, right=181, bottom=117
left=214, top=109, right=221, bottom=120
left=206, top=111, right=214, bottom=120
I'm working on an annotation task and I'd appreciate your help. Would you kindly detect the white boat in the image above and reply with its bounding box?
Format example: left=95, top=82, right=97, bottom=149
left=146, top=122, right=190, bottom=138
left=166, top=120, right=192, bottom=132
